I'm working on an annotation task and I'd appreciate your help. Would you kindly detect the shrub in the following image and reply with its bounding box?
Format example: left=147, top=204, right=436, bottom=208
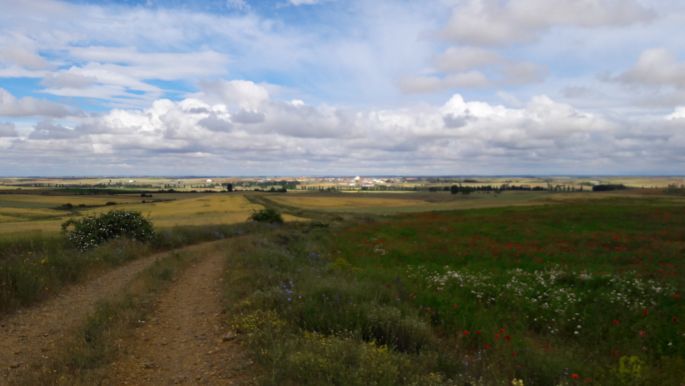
left=62, top=210, right=155, bottom=250
left=250, top=208, right=284, bottom=224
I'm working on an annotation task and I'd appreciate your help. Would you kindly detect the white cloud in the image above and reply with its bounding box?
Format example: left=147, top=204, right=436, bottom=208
left=443, top=0, right=655, bottom=46
left=614, top=48, right=685, bottom=89
left=0, top=88, right=70, bottom=117
left=667, top=107, right=685, bottom=120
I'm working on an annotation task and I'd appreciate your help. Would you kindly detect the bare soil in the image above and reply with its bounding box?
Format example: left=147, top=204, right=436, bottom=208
left=103, top=242, right=253, bottom=385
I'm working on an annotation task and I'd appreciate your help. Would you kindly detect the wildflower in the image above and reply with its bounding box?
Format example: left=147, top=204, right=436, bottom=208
left=475, top=330, right=481, bottom=335
left=612, top=319, right=620, bottom=326
left=483, top=343, right=492, bottom=350
left=570, top=373, right=580, bottom=380
left=511, top=378, right=524, bottom=386
left=463, top=330, right=470, bottom=336
left=639, top=330, right=647, bottom=337
left=642, top=308, right=649, bottom=317
left=504, top=335, right=511, bottom=342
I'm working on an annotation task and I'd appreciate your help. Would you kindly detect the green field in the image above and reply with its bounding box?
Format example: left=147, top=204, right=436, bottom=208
left=223, top=197, right=685, bottom=385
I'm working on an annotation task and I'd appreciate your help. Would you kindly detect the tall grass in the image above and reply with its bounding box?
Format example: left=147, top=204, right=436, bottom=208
left=0, top=222, right=254, bottom=314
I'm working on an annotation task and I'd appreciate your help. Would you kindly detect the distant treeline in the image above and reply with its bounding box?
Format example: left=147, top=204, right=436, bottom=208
left=591, top=184, right=627, bottom=192
left=297, top=184, right=586, bottom=193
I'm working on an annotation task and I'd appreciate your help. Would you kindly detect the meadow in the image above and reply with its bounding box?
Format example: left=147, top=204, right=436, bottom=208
left=223, top=197, right=685, bottom=385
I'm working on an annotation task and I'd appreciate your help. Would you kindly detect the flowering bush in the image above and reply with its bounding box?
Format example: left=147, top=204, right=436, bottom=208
left=61, top=210, right=155, bottom=250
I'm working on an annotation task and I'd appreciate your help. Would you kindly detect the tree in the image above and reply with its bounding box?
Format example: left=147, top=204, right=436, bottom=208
left=225, top=183, right=234, bottom=192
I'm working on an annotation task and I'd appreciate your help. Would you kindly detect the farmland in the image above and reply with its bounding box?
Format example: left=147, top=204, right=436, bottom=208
left=1, top=184, right=684, bottom=385
left=0, top=192, right=305, bottom=236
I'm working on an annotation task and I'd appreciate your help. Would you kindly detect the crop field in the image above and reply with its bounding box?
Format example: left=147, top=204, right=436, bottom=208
left=267, top=190, right=675, bottom=215
left=225, top=196, right=685, bottom=385
left=0, top=192, right=307, bottom=235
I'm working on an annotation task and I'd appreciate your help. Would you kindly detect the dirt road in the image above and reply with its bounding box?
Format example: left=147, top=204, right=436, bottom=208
left=0, top=241, right=227, bottom=381
left=104, top=242, right=252, bottom=385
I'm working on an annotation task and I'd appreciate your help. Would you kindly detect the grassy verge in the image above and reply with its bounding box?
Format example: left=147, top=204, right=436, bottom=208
left=12, top=244, right=203, bottom=385
left=223, top=199, right=685, bottom=385
left=0, top=222, right=253, bottom=314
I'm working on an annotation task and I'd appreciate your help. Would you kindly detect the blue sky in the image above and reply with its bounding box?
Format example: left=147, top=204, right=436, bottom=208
left=1, top=0, right=684, bottom=176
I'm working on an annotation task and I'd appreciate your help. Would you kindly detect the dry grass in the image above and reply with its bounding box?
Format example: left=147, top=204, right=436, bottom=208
left=0, top=193, right=308, bottom=235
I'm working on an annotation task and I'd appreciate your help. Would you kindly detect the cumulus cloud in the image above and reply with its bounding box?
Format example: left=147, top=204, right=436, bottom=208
left=443, top=0, right=654, bottom=46
left=0, top=88, right=70, bottom=117
left=613, top=48, right=685, bottom=89
left=3, top=82, right=682, bottom=174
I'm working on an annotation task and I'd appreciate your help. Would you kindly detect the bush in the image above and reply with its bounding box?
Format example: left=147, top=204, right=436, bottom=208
left=62, top=210, right=155, bottom=250
left=250, top=208, right=284, bottom=224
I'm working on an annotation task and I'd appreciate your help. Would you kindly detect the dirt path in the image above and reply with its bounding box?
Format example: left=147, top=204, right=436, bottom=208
left=105, top=242, right=253, bottom=385
left=0, top=241, right=224, bottom=380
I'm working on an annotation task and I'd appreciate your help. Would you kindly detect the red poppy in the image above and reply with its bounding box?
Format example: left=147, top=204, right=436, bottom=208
left=672, top=316, right=679, bottom=324
left=475, top=330, right=481, bottom=335
left=642, top=308, right=649, bottom=317
left=504, top=335, right=511, bottom=342
left=639, top=330, right=647, bottom=337
left=570, top=373, right=580, bottom=380
left=463, top=330, right=470, bottom=336
left=511, top=351, right=518, bottom=357
left=612, top=319, right=620, bottom=326
left=483, top=343, right=492, bottom=350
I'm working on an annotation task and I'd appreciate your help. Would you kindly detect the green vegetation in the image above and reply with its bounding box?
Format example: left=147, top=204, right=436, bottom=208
left=0, top=222, right=251, bottom=314
left=223, top=199, right=685, bottom=385
left=62, top=210, right=155, bottom=250
left=250, top=208, right=284, bottom=224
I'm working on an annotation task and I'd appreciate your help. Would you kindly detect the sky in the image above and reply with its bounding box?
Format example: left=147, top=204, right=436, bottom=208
left=0, top=0, right=684, bottom=176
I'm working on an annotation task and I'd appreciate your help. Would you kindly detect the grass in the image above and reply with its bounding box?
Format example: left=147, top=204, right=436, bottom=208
left=0, top=221, right=255, bottom=314
left=222, top=198, right=685, bottom=385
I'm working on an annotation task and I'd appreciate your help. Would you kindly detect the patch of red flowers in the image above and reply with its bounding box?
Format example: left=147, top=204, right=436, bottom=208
left=570, top=373, right=580, bottom=380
